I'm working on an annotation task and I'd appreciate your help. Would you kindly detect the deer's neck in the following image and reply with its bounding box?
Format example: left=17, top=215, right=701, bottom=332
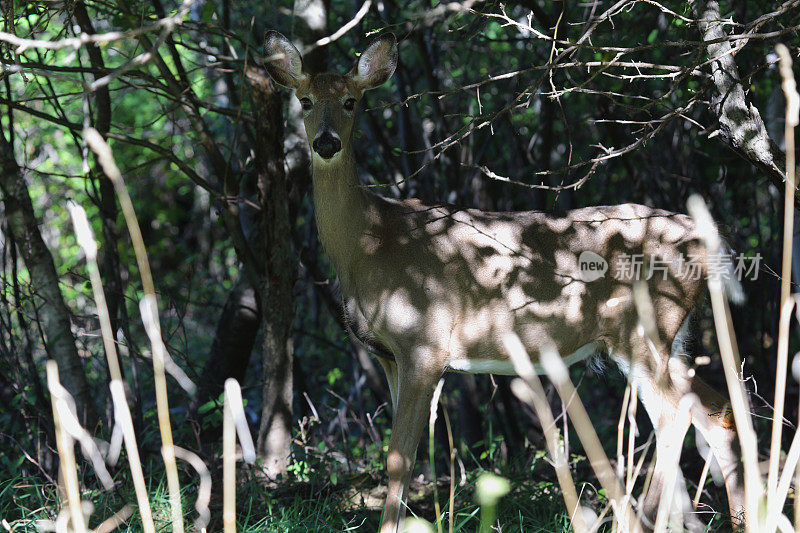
left=311, top=147, right=370, bottom=289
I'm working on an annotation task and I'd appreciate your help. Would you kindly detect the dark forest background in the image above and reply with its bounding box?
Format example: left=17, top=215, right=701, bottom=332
left=1, top=0, right=798, bottom=530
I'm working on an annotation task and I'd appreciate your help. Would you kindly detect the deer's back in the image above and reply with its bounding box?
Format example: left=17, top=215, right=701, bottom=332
left=345, top=197, right=706, bottom=364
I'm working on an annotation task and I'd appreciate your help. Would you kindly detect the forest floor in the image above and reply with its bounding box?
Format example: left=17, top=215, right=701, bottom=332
left=1, top=444, right=739, bottom=532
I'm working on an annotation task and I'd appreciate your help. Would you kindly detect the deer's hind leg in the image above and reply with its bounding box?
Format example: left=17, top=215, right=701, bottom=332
left=612, top=344, right=704, bottom=532
left=613, top=339, right=744, bottom=531
left=626, top=356, right=705, bottom=531
left=665, top=356, right=745, bottom=528
left=657, top=310, right=744, bottom=527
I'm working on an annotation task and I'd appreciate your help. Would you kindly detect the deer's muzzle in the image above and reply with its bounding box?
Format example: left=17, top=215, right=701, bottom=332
left=313, top=131, right=342, bottom=160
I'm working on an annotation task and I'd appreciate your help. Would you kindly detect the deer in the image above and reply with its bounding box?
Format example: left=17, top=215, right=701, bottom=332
left=263, top=30, right=746, bottom=532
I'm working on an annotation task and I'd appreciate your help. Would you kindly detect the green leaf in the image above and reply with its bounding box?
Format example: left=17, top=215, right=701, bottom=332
left=326, top=367, right=343, bottom=386
left=198, top=393, right=224, bottom=414
left=647, top=29, right=658, bottom=43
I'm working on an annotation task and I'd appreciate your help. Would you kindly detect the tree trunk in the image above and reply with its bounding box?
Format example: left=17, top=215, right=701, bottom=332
left=247, top=67, right=295, bottom=476
left=74, top=1, right=130, bottom=426
left=193, top=277, right=260, bottom=413
left=0, top=133, right=97, bottom=427
left=193, top=0, right=328, bottom=457
left=691, top=0, right=791, bottom=204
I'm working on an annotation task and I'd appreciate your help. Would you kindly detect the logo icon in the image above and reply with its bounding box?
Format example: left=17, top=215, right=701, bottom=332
left=579, top=251, right=608, bottom=282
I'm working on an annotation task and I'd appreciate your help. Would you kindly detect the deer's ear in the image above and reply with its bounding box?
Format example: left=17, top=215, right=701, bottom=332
left=352, top=33, right=397, bottom=91
left=264, top=30, right=306, bottom=88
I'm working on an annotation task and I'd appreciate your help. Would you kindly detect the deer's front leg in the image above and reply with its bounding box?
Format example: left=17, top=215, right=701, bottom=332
left=379, top=360, right=441, bottom=533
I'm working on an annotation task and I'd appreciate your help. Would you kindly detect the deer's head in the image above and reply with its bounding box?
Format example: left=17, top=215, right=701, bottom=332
left=263, top=31, right=397, bottom=162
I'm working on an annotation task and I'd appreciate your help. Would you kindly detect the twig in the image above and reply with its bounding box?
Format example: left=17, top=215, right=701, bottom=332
left=0, top=6, right=191, bottom=53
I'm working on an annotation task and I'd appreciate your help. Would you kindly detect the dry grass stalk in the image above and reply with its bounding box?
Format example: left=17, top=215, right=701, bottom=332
left=223, top=382, right=237, bottom=532
left=693, top=448, right=714, bottom=510
left=629, top=434, right=654, bottom=527
left=428, top=379, right=445, bottom=533
left=767, top=424, right=800, bottom=530
left=46, top=360, right=87, bottom=533
left=222, top=379, right=256, bottom=532
left=109, top=381, right=156, bottom=533
left=49, top=379, right=113, bottom=491
left=504, top=333, right=589, bottom=533
left=66, top=202, right=123, bottom=383
left=69, top=200, right=156, bottom=532
left=771, top=297, right=796, bottom=503
left=687, top=195, right=761, bottom=531
left=538, top=345, right=641, bottom=532
left=616, top=385, right=631, bottom=481
left=772, top=42, right=800, bottom=532
left=93, top=504, right=134, bottom=533
left=224, top=379, right=256, bottom=463
left=174, top=447, right=212, bottom=531
left=770, top=42, right=799, bottom=512
left=439, top=397, right=456, bottom=533
left=84, top=127, right=185, bottom=532
left=625, top=382, right=639, bottom=495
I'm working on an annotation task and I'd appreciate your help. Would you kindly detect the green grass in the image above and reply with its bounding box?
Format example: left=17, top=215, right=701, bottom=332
left=0, top=459, right=739, bottom=532
left=0, top=370, right=741, bottom=533
left=0, top=457, right=587, bottom=532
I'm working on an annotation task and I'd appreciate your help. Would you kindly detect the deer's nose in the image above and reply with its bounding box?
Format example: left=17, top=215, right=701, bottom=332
left=312, top=131, right=342, bottom=160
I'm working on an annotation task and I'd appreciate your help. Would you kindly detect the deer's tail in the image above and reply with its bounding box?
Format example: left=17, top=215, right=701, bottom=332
left=686, top=195, right=745, bottom=305
left=720, top=240, right=745, bottom=305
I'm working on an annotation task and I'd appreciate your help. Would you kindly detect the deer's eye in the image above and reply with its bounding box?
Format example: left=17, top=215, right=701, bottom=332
left=300, top=97, right=313, bottom=111
left=343, top=98, right=356, bottom=111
